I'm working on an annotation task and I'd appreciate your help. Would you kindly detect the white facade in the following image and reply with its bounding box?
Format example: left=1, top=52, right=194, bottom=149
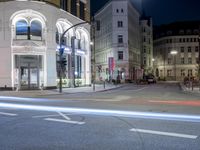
left=94, top=0, right=141, bottom=82
left=0, top=1, right=91, bottom=90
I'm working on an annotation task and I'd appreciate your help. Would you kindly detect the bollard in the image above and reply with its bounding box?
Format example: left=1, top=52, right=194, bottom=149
left=192, top=81, right=193, bottom=91
left=103, top=81, right=105, bottom=89
left=93, top=82, right=95, bottom=92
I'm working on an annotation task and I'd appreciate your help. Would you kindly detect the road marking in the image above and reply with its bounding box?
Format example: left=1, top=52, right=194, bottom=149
left=37, top=112, right=85, bottom=125
left=130, top=128, right=198, bottom=139
left=58, top=112, right=71, bottom=120
left=132, top=87, right=148, bottom=92
left=0, top=102, right=200, bottom=122
left=0, top=111, right=18, bottom=116
left=32, top=114, right=60, bottom=118
left=45, top=118, right=85, bottom=125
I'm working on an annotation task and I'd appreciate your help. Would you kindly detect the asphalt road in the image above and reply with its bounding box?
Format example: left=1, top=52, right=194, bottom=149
left=0, top=83, right=200, bottom=150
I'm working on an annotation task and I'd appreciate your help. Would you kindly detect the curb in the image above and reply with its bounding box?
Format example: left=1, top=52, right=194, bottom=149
left=179, top=83, right=200, bottom=95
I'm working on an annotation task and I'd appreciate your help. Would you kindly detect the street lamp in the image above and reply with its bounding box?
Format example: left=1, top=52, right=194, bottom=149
left=170, top=50, right=178, bottom=81
left=152, top=58, right=155, bottom=75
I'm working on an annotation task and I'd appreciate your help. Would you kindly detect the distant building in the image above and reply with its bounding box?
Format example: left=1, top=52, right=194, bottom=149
left=0, top=0, right=91, bottom=90
left=140, top=15, right=153, bottom=75
left=94, top=0, right=141, bottom=82
left=153, top=21, right=200, bottom=81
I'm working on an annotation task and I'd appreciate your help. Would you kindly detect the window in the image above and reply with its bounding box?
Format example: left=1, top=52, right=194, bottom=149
left=188, top=46, right=191, bottom=53
left=143, top=27, right=146, bottom=32
left=195, top=46, right=199, bottom=52
left=167, top=70, right=172, bottom=76
left=181, top=70, right=185, bottom=77
left=181, top=58, right=185, bottom=64
left=168, top=58, right=171, bottom=64
left=80, top=1, right=85, bottom=20
left=183, top=38, right=185, bottom=42
left=56, top=28, right=59, bottom=44
left=143, top=57, right=146, bottom=65
left=121, top=9, right=123, bottom=13
left=118, top=51, right=123, bottom=60
left=71, top=0, right=77, bottom=16
left=181, top=47, right=184, bottom=53
left=188, top=69, right=193, bottom=76
left=179, top=38, right=182, bottom=43
left=143, top=46, right=146, bottom=53
left=116, top=9, right=119, bottom=13
left=196, top=57, right=199, bottom=63
left=30, top=20, right=42, bottom=40
left=118, top=35, right=123, bottom=43
left=16, top=20, right=28, bottom=40
left=188, top=57, right=192, bottom=64
left=143, top=37, right=146, bottom=42
left=76, top=55, right=82, bottom=78
left=60, top=0, right=67, bottom=11
left=117, top=21, right=123, bottom=28
left=168, top=47, right=171, bottom=54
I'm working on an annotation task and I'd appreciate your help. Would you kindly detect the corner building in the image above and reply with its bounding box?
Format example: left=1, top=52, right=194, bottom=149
left=0, top=0, right=91, bottom=90
left=94, top=0, right=141, bottom=82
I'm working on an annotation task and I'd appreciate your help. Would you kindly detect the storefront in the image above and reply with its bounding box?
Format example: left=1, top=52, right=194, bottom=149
left=0, top=1, right=91, bottom=90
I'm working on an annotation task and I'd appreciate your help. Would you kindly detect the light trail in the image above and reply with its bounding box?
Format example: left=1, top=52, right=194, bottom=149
left=0, top=102, right=200, bottom=122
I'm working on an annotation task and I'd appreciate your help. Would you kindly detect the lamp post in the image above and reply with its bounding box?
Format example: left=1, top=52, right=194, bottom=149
left=198, top=25, right=200, bottom=91
left=59, top=21, right=88, bottom=93
left=170, top=50, right=178, bottom=81
left=152, top=58, right=155, bottom=75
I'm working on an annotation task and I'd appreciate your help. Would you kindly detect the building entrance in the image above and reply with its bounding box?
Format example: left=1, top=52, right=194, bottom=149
left=14, top=55, right=43, bottom=90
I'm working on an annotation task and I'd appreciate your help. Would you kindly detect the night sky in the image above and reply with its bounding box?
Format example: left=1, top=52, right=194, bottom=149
left=91, top=0, right=200, bottom=25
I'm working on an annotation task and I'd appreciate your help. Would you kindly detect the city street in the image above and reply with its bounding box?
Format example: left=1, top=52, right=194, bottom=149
left=0, top=83, right=200, bottom=150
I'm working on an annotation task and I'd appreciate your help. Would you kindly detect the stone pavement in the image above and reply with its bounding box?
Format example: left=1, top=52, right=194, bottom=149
left=0, top=83, right=123, bottom=98
left=180, top=82, right=200, bottom=95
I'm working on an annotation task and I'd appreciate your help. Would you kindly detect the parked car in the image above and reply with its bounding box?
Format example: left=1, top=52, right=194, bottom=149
left=144, top=75, right=156, bottom=84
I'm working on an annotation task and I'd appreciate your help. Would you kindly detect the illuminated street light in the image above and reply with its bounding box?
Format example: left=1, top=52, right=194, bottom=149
left=170, top=50, right=178, bottom=55
left=90, top=41, right=94, bottom=45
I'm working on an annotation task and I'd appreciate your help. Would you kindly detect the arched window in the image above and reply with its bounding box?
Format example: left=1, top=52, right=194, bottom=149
left=30, top=20, right=42, bottom=40
left=16, top=20, right=28, bottom=40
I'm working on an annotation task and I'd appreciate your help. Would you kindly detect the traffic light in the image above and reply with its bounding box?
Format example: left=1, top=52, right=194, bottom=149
left=61, top=57, right=67, bottom=69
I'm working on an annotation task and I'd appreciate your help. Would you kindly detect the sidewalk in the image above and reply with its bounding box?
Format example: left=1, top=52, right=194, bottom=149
left=180, top=82, right=200, bottom=94
left=0, top=83, right=123, bottom=98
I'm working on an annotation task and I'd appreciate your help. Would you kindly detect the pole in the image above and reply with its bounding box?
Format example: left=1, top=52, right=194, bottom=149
left=59, top=21, right=88, bottom=93
left=91, top=18, right=96, bottom=91
left=174, top=55, right=176, bottom=81
left=71, top=36, right=76, bottom=88
left=198, top=25, right=200, bottom=91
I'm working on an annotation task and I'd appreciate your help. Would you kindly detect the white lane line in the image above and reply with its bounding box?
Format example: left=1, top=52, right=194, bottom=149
left=32, top=114, right=60, bottom=118
left=130, top=128, right=198, bottom=139
left=57, top=112, right=71, bottom=120
left=0, top=111, right=18, bottom=116
left=132, top=87, right=148, bottom=92
left=45, top=118, right=85, bottom=125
